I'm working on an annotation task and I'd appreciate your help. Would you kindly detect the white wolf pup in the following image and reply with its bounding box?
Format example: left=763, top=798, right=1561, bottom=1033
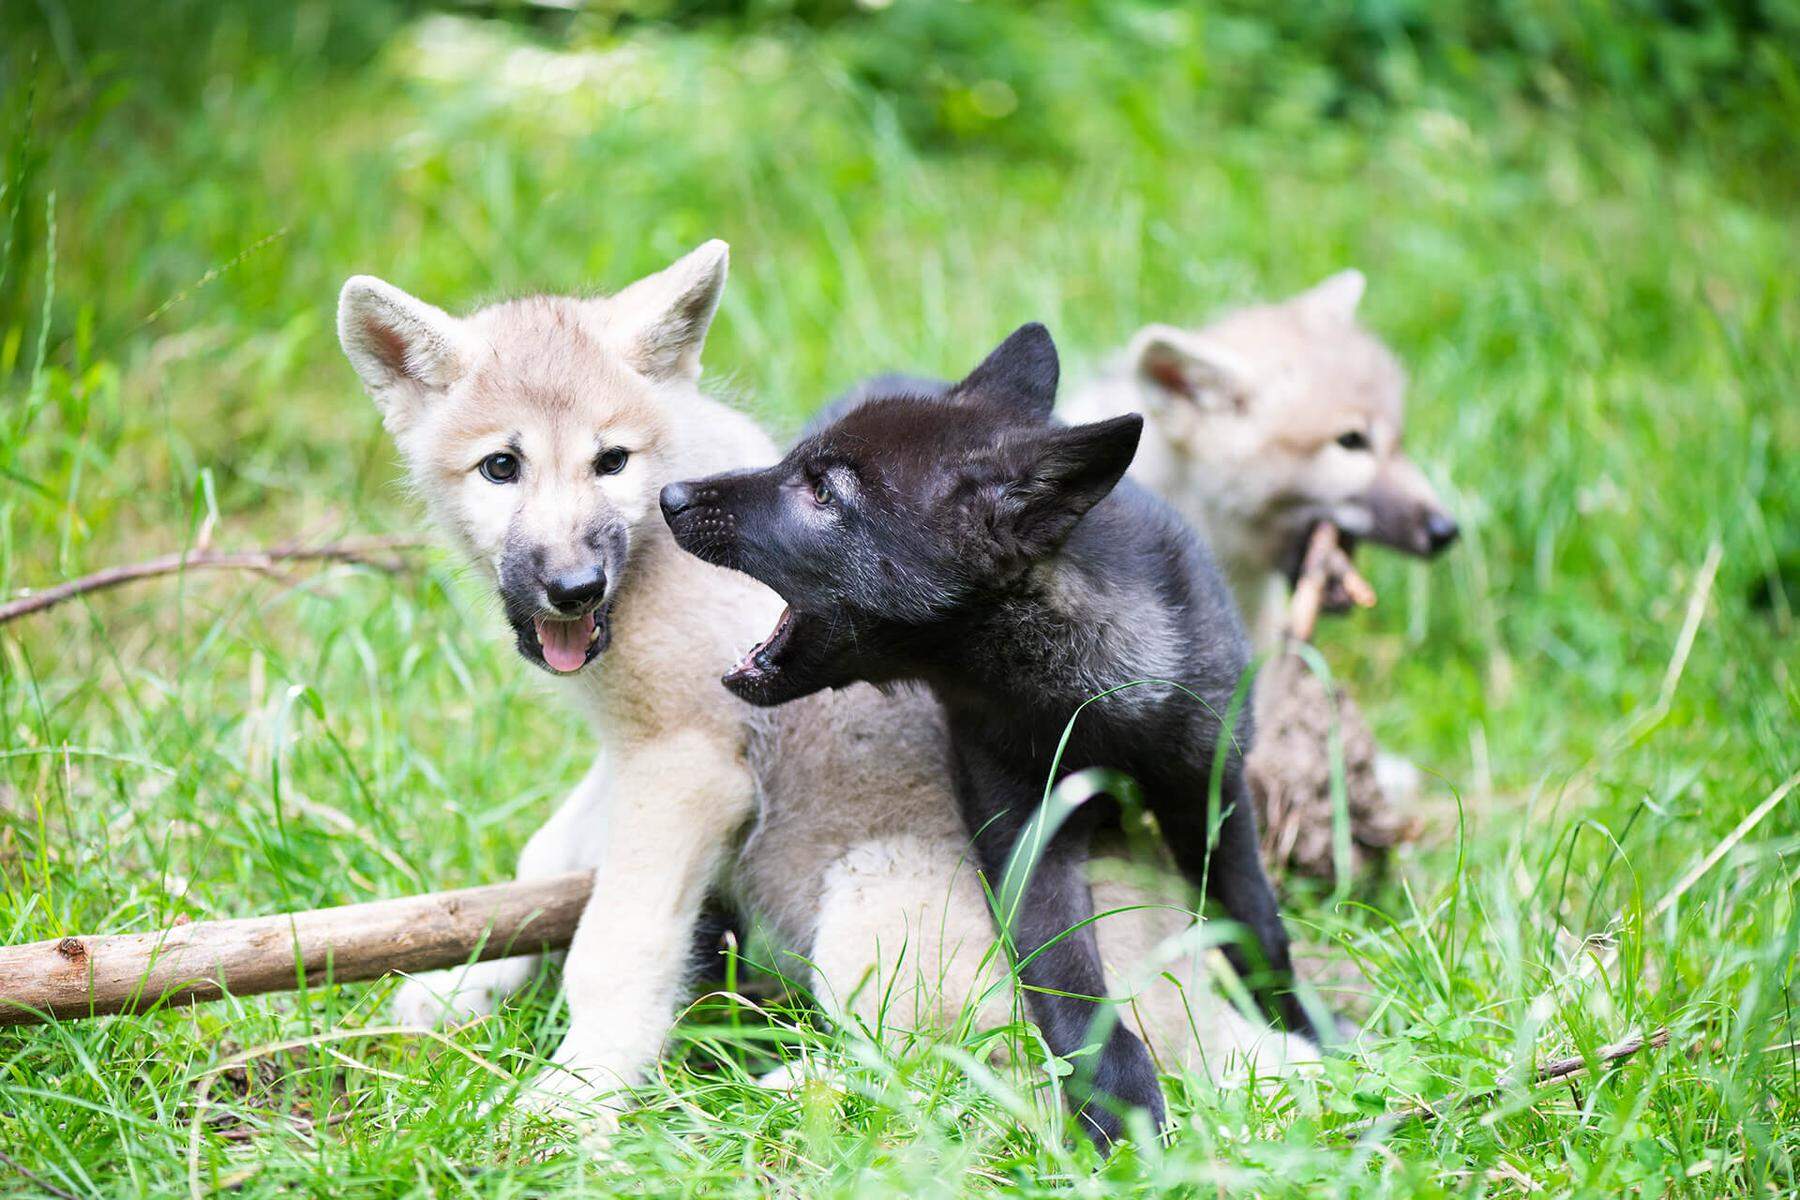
left=1061, top=270, right=1458, bottom=651
left=340, top=243, right=785, bottom=1112
left=339, top=244, right=1305, bottom=1128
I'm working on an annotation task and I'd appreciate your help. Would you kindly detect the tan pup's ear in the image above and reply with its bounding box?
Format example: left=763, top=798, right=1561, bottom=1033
left=337, top=276, right=468, bottom=422
left=1128, top=324, right=1251, bottom=410
left=1291, top=268, right=1366, bottom=324
left=603, top=240, right=729, bottom=381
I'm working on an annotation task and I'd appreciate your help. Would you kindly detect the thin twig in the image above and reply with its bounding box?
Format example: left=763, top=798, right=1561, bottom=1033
left=0, top=1148, right=81, bottom=1200
left=212, top=1108, right=350, bottom=1144
left=1286, top=523, right=1377, bottom=643
left=0, top=536, right=431, bottom=626
left=1342, top=1027, right=1670, bottom=1139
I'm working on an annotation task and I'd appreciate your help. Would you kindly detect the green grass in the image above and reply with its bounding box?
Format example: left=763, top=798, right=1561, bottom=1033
left=2, top=5, right=1797, bottom=1196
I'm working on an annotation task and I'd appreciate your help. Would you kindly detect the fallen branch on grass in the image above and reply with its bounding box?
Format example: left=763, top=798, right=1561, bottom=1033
left=1341, top=1026, right=1672, bottom=1138
left=0, top=872, right=592, bottom=1026
left=0, top=1149, right=81, bottom=1200
left=0, top=535, right=431, bottom=626
left=0, top=866, right=1677, bottom=1146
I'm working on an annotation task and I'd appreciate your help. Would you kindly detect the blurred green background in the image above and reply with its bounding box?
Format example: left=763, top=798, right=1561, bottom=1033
left=0, top=2, right=1796, bottom=1196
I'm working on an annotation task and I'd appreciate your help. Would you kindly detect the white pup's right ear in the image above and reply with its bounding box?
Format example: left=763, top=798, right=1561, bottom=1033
left=1128, top=324, right=1250, bottom=410
left=336, top=276, right=468, bottom=419
left=1292, top=268, right=1366, bottom=324
left=603, top=239, right=729, bottom=381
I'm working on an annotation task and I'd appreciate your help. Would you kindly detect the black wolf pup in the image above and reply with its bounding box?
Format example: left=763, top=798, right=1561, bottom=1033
left=661, top=324, right=1322, bottom=1149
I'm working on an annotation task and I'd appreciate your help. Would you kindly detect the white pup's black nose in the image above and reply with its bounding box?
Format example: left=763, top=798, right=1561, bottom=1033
left=545, top=567, right=606, bottom=614
left=1424, top=512, right=1460, bottom=554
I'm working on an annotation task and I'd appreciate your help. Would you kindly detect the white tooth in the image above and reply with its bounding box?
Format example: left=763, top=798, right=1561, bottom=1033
left=588, top=625, right=600, bottom=644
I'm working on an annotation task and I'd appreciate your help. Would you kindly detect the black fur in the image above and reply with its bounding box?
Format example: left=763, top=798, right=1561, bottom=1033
left=662, top=324, right=1326, bottom=1151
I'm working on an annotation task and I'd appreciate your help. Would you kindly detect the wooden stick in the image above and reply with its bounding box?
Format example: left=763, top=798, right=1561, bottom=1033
left=0, top=871, right=593, bottom=1026
left=0, top=1149, right=81, bottom=1200
left=1286, top=523, right=1377, bottom=643
left=0, top=536, right=431, bottom=626
left=1341, top=1027, right=1671, bottom=1138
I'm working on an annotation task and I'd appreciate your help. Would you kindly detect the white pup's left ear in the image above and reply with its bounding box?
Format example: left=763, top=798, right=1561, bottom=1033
left=337, top=276, right=468, bottom=420
left=1129, top=324, right=1249, bottom=410
left=1293, top=269, right=1366, bottom=324
left=604, top=240, right=729, bottom=380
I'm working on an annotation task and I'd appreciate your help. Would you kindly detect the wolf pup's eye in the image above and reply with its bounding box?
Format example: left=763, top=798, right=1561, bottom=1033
left=812, top=477, right=833, bottom=507
left=596, top=447, right=630, bottom=476
left=479, top=452, right=520, bottom=483
left=1336, top=430, right=1370, bottom=452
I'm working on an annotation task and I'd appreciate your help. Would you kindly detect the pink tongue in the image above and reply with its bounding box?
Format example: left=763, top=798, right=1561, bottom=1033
left=535, top=614, right=595, bottom=673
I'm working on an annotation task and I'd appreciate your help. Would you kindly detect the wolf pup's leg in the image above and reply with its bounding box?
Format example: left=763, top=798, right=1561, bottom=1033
left=1149, top=757, right=1327, bottom=1043
left=393, top=752, right=612, bottom=1027
left=527, top=730, right=755, bottom=1117
left=1088, top=869, right=1318, bottom=1080
left=952, top=742, right=1165, bottom=1151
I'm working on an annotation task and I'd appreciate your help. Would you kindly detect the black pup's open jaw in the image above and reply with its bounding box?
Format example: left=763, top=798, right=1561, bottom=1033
left=518, top=607, right=611, bottom=674
left=723, top=605, right=798, bottom=694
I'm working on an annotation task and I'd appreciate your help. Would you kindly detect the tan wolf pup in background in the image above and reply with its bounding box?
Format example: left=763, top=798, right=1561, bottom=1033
left=1062, top=270, right=1460, bottom=652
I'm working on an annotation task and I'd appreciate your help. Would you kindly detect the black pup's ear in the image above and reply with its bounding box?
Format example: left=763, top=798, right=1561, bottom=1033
left=952, top=323, right=1060, bottom=420
left=994, top=414, right=1143, bottom=560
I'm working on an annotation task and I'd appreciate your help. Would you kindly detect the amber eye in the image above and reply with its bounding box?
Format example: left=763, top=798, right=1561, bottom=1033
left=479, top=452, right=520, bottom=483
left=812, top=477, right=833, bottom=506
left=596, top=447, right=630, bottom=476
left=1336, top=430, right=1370, bottom=452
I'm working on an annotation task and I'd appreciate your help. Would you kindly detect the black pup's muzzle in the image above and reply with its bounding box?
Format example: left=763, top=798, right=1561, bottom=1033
left=659, top=480, right=700, bottom=522
left=661, top=475, right=754, bottom=573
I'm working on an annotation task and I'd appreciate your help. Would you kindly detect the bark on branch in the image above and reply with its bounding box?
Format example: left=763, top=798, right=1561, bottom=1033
left=0, top=872, right=593, bottom=1026
left=0, top=536, right=431, bottom=626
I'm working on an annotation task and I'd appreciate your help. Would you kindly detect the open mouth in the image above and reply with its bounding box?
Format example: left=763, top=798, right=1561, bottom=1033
left=723, top=604, right=798, bottom=689
left=521, top=608, right=610, bottom=674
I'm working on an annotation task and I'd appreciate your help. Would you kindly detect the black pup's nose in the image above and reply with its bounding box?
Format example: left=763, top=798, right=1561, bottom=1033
left=1424, top=512, right=1460, bottom=554
left=660, top=481, right=697, bottom=521
left=545, top=567, right=606, bottom=614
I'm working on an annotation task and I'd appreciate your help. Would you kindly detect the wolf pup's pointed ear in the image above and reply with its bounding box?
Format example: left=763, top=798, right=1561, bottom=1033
left=995, top=413, right=1142, bottom=561
left=337, top=276, right=467, bottom=422
left=604, top=240, right=729, bottom=381
left=1292, top=269, right=1365, bottom=324
left=1129, top=324, right=1250, bottom=411
left=953, top=322, right=1060, bottom=420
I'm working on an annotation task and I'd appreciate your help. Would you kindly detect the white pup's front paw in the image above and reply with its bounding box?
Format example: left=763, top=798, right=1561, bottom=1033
left=758, top=1059, right=849, bottom=1094
left=756, top=1061, right=805, bottom=1091
left=393, top=959, right=536, bottom=1027
left=509, top=1053, right=628, bottom=1146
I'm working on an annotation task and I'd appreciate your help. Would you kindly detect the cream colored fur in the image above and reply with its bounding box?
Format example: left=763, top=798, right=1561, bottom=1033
left=338, top=246, right=1307, bottom=1128
left=341, top=243, right=785, bottom=1114
left=1061, top=270, right=1451, bottom=650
